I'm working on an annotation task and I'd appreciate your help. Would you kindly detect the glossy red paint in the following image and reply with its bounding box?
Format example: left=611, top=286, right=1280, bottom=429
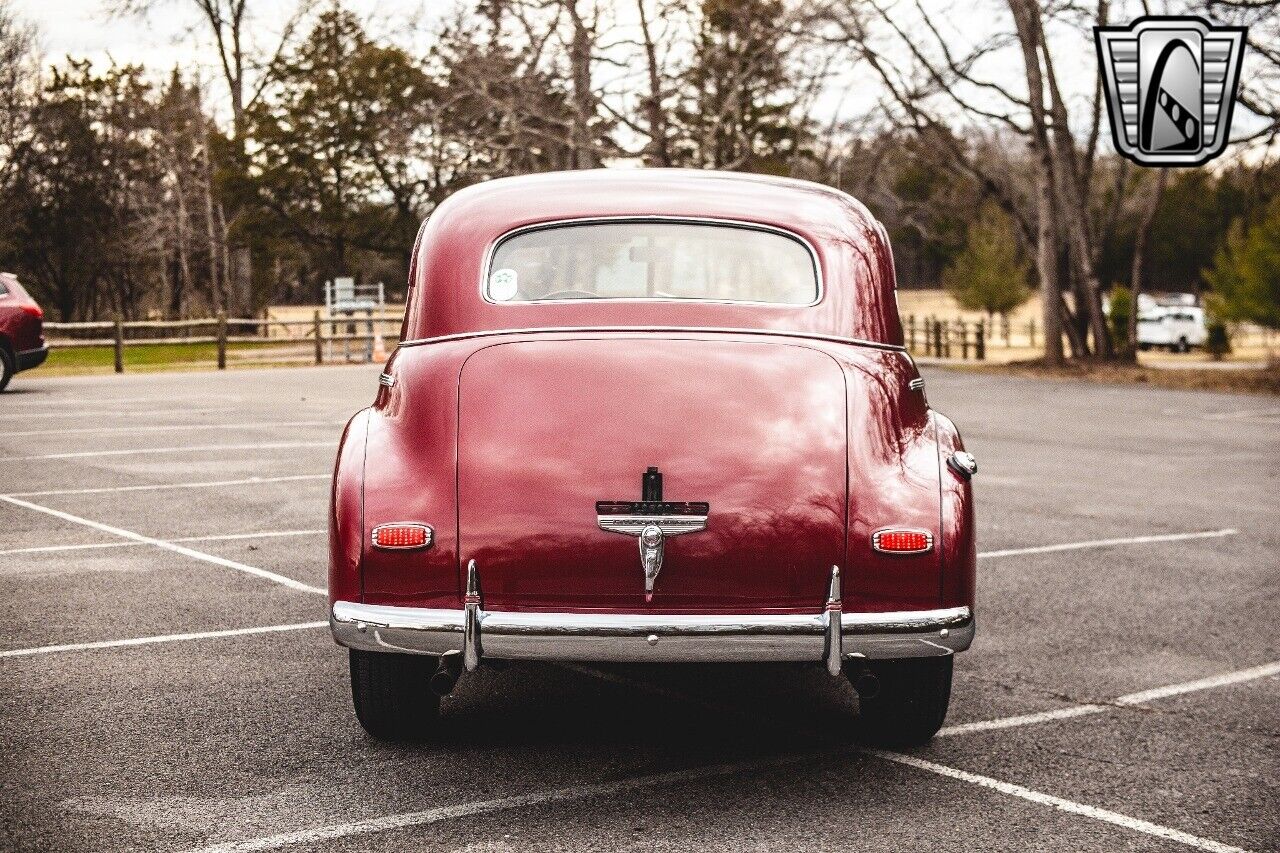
left=329, top=169, right=975, bottom=618
left=0, top=272, right=48, bottom=385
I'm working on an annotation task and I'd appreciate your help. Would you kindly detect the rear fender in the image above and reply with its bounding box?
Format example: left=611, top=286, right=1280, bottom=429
left=359, top=343, right=471, bottom=608
left=329, top=408, right=370, bottom=606
left=828, top=347, right=944, bottom=612
left=934, top=411, right=976, bottom=610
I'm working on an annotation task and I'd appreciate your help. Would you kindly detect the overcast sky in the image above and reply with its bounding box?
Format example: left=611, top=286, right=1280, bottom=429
left=12, top=0, right=441, bottom=77
left=13, top=0, right=1261, bottom=160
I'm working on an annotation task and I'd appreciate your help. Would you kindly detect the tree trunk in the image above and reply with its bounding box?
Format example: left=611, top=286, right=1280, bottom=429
left=565, top=1, right=599, bottom=169
left=1125, top=168, right=1169, bottom=362
left=637, top=0, right=671, bottom=166
left=1034, top=157, right=1064, bottom=365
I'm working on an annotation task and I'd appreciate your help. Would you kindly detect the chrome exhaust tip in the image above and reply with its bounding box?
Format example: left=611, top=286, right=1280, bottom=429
left=430, top=652, right=463, bottom=697
left=852, top=670, right=880, bottom=699
left=428, top=667, right=457, bottom=697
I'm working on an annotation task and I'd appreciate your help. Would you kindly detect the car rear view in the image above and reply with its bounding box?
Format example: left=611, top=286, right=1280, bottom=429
left=0, top=273, right=47, bottom=391
left=328, top=171, right=977, bottom=747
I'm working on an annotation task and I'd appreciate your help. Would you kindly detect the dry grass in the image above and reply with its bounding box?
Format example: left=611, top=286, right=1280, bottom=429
left=946, top=359, right=1280, bottom=396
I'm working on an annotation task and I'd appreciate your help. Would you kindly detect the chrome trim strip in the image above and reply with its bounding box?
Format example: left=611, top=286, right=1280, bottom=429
left=908, top=377, right=925, bottom=391
left=871, top=528, right=934, bottom=555
left=331, top=602, right=973, bottom=663
left=378, top=372, right=395, bottom=388
left=399, top=326, right=908, bottom=353
left=370, top=523, right=433, bottom=550
left=596, top=514, right=708, bottom=536
left=479, top=216, right=824, bottom=308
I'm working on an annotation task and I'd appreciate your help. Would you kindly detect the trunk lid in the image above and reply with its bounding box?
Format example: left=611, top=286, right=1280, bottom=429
left=457, top=337, right=847, bottom=612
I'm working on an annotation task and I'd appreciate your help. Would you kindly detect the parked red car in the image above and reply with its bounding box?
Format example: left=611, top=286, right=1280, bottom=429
left=0, top=273, right=47, bottom=392
left=329, top=170, right=977, bottom=745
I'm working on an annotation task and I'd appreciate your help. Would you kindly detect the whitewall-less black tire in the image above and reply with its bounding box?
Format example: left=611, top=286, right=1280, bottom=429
left=852, top=656, right=953, bottom=747
left=0, top=347, right=14, bottom=393
left=349, top=649, right=441, bottom=741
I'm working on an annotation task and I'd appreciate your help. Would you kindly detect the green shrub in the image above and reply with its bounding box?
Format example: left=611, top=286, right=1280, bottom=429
left=1109, top=285, right=1132, bottom=350
left=1205, top=319, right=1231, bottom=360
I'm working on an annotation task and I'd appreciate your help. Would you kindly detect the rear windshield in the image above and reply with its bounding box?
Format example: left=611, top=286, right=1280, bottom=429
left=485, top=221, right=818, bottom=305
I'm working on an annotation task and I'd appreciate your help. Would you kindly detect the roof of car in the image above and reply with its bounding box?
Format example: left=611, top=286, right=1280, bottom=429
left=403, top=168, right=903, bottom=347
left=439, top=168, right=881, bottom=231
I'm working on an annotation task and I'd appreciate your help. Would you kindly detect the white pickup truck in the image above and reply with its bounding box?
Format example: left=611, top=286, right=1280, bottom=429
left=1138, top=306, right=1207, bottom=353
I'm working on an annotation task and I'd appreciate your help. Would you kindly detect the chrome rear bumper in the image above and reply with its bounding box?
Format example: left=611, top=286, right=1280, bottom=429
left=330, top=600, right=973, bottom=666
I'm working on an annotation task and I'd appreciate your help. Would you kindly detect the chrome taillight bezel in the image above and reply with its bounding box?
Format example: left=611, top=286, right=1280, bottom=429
left=871, top=528, right=934, bottom=555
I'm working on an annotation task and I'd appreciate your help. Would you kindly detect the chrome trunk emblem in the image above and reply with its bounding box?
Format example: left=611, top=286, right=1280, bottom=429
left=597, top=467, right=708, bottom=602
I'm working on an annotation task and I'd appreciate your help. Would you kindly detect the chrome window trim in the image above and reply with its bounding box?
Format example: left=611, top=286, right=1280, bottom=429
left=871, top=528, right=935, bottom=555
left=479, top=215, right=824, bottom=308
left=399, top=326, right=908, bottom=354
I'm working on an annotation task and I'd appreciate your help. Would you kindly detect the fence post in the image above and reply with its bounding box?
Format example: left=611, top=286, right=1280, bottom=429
left=976, top=321, right=986, bottom=360
left=1002, top=315, right=1011, bottom=347
left=960, top=322, right=970, bottom=359
left=942, top=320, right=952, bottom=358
left=113, top=316, right=124, bottom=374
left=216, top=311, right=227, bottom=370
left=313, top=310, right=324, bottom=365
left=931, top=317, right=942, bottom=357
left=1029, top=318, right=1037, bottom=348
left=907, top=315, right=916, bottom=351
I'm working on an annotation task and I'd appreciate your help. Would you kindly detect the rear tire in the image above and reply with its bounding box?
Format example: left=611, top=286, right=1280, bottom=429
left=0, top=346, right=14, bottom=392
left=852, top=656, right=953, bottom=747
left=349, top=649, right=441, bottom=741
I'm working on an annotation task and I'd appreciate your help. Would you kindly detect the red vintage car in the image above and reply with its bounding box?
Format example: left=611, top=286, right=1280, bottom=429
left=0, top=272, right=47, bottom=392
left=329, top=170, right=977, bottom=745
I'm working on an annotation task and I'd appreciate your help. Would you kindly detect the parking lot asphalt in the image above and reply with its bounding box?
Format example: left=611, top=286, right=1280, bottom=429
left=0, top=364, right=1276, bottom=852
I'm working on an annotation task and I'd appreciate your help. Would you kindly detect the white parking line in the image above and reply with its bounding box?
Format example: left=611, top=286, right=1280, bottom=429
left=1113, top=660, right=1280, bottom=705
left=1, top=441, right=332, bottom=461
left=0, top=406, right=239, bottom=421
left=936, top=660, right=1280, bottom=737
left=181, top=754, right=817, bottom=853
left=0, top=395, right=243, bottom=410
left=183, top=660, right=1275, bottom=853
left=0, top=621, right=327, bottom=659
left=5, top=419, right=343, bottom=438
left=4, top=475, right=328, bottom=498
left=0, top=495, right=326, bottom=595
left=0, top=529, right=324, bottom=557
left=870, top=751, right=1249, bottom=853
left=978, top=528, right=1237, bottom=559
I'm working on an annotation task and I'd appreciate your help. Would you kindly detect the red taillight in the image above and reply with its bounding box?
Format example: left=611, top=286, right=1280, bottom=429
left=21, top=303, right=43, bottom=319
left=371, top=523, right=433, bottom=550
left=872, top=528, right=933, bottom=554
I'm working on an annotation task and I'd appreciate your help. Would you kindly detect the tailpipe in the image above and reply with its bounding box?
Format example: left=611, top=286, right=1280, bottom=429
left=429, top=653, right=463, bottom=697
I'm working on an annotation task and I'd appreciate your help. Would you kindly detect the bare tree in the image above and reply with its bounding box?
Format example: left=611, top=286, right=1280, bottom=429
left=0, top=0, right=38, bottom=181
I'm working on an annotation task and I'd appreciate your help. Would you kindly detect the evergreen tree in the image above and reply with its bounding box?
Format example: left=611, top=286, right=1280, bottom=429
left=1205, top=198, right=1280, bottom=331
left=942, top=203, right=1032, bottom=325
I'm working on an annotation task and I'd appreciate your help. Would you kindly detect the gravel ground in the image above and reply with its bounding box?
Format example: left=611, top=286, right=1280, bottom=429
left=0, top=363, right=1276, bottom=853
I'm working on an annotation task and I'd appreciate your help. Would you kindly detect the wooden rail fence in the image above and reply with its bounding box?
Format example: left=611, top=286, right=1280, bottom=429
left=44, top=311, right=402, bottom=373
left=903, top=316, right=1001, bottom=360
